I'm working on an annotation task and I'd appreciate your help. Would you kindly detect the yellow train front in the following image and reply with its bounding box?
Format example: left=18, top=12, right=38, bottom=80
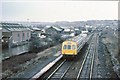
left=62, top=41, right=78, bottom=57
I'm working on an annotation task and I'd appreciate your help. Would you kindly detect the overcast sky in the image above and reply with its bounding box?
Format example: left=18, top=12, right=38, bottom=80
left=1, top=0, right=118, bottom=22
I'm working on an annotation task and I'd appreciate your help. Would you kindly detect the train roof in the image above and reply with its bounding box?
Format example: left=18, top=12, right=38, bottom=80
left=63, top=33, right=87, bottom=44
left=62, top=40, right=76, bottom=44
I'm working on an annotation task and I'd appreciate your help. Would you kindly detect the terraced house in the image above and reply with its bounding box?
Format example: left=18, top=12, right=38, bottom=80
left=1, top=23, right=31, bottom=48
left=0, top=26, right=2, bottom=43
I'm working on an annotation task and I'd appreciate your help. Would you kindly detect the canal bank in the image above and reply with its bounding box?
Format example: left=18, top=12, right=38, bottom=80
left=1, top=43, right=30, bottom=60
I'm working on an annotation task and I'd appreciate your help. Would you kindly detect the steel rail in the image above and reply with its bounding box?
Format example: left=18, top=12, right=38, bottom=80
left=76, top=33, right=97, bottom=80
left=89, top=36, right=96, bottom=80
left=46, top=60, right=73, bottom=80
left=89, top=33, right=98, bottom=80
left=89, top=48, right=95, bottom=80
left=46, top=59, right=66, bottom=80
left=60, top=62, right=73, bottom=80
left=76, top=37, right=93, bottom=80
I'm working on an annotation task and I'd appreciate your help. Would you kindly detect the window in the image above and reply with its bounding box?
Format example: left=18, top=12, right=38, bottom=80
left=63, top=45, right=67, bottom=49
left=72, top=45, right=76, bottom=50
left=27, top=33, right=29, bottom=38
left=68, top=45, right=71, bottom=49
left=23, top=33, right=25, bottom=37
left=22, top=33, right=25, bottom=40
left=18, top=33, right=20, bottom=37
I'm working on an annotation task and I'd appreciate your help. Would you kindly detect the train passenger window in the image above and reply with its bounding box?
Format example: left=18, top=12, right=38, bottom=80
left=72, top=45, right=76, bottom=50
left=63, top=45, right=67, bottom=49
left=68, top=45, right=71, bottom=49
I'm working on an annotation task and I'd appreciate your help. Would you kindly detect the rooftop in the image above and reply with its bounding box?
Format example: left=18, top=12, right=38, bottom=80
left=1, top=23, right=31, bottom=31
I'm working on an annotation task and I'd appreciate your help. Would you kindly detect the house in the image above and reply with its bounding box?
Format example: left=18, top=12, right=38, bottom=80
left=30, top=27, right=42, bottom=37
left=63, top=27, right=75, bottom=33
left=81, top=30, right=88, bottom=34
left=45, top=26, right=63, bottom=34
left=0, top=25, right=2, bottom=50
left=44, top=26, right=63, bottom=37
left=61, top=27, right=76, bottom=38
left=0, top=24, right=2, bottom=38
left=0, top=26, right=2, bottom=42
left=74, top=28, right=81, bottom=35
left=1, top=22, right=31, bottom=48
left=30, top=27, right=47, bottom=39
left=43, top=26, right=63, bottom=43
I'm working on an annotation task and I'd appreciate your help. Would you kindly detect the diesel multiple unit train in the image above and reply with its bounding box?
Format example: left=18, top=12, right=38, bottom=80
left=62, top=34, right=88, bottom=57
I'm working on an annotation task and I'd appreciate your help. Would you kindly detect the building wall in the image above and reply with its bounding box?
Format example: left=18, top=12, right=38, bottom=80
left=22, top=31, right=25, bottom=41
left=12, top=30, right=31, bottom=43
left=0, top=29, right=2, bottom=40
left=1, top=23, right=32, bottom=47
left=12, top=31, right=22, bottom=43
left=23, top=30, right=31, bottom=41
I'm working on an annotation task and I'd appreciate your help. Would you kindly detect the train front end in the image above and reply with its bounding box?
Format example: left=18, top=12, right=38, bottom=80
left=62, top=41, right=77, bottom=57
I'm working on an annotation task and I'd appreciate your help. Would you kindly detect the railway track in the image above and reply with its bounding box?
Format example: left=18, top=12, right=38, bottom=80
left=46, top=59, right=73, bottom=80
left=33, top=33, right=99, bottom=80
left=77, top=33, right=98, bottom=79
left=37, top=58, right=75, bottom=80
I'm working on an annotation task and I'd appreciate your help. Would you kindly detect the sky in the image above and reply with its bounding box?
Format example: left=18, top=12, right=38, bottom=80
left=1, top=0, right=118, bottom=22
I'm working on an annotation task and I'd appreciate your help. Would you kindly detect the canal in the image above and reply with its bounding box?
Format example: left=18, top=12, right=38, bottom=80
left=1, top=44, right=30, bottom=60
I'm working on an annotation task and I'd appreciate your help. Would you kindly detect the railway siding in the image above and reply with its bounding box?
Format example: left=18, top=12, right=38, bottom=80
left=77, top=33, right=99, bottom=79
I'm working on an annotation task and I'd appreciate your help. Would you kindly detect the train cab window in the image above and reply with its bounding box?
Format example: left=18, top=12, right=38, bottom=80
left=72, top=45, right=76, bottom=50
left=63, top=45, right=67, bottom=49
left=68, top=45, right=71, bottom=49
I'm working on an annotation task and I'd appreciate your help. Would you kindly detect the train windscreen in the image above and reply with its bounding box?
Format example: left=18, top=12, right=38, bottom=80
left=68, top=45, right=71, bottom=49
left=72, top=45, right=76, bottom=50
left=63, top=45, right=67, bottom=49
